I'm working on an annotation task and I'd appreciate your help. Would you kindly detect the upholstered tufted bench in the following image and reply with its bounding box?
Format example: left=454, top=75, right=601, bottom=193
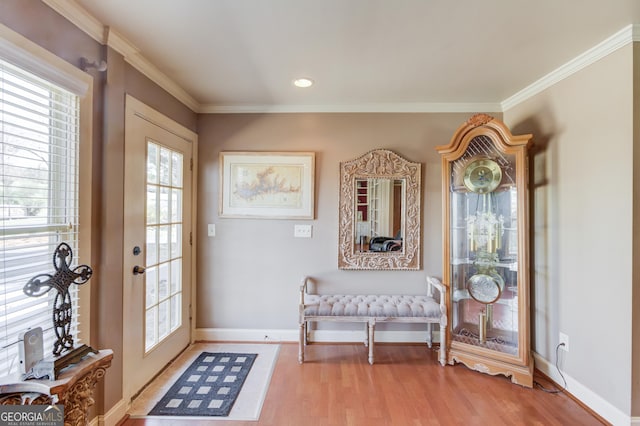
left=298, top=276, right=447, bottom=365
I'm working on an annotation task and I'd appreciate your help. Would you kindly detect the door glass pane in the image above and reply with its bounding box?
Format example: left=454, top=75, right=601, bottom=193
left=158, top=300, right=170, bottom=339
left=158, top=225, right=170, bottom=263
left=145, top=141, right=184, bottom=353
left=145, top=307, right=157, bottom=350
left=159, top=187, right=170, bottom=224
left=172, top=152, right=182, bottom=187
left=145, top=266, right=158, bottom=308
left=171, top=189, right=182, bottom=222
left=158, top=263, right=169, bottom=300
left=171, top=224, right=181, bottom=258
left=170, top=259, right=181, bottom=295
left=146, top=186, right=158, bottom=225
left=146, top=226, right=158, bottom=266
left=171, top=293, right=181, bottom=331
left=147, top=142, right=158, bottom=184
left=159, top=147, right=170, bottom=186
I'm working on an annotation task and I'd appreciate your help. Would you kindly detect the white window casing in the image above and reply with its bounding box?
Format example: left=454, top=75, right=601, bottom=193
left=0, top=23, right=93, bottom=377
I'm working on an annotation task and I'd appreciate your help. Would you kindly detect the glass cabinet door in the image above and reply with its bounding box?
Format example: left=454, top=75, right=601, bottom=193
left=437, top=114, right=533, bottom=387
left=449, top=140, right=520, bottom=356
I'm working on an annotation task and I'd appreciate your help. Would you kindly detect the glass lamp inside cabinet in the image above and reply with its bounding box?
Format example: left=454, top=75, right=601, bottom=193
left=437, top=114, right=534, bottom=387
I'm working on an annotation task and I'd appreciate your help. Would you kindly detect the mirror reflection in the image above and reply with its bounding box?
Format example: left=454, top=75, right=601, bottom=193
left=355, top=178, right=404, bottom=252
left=338, top=149, right=421, bottom=270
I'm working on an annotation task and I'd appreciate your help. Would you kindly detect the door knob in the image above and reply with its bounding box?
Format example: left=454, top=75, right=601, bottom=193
left=133, top=265, right=146, bottom=275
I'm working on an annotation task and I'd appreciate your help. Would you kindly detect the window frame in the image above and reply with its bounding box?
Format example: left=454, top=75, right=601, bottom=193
left=0, top=23, right=94, bottom=347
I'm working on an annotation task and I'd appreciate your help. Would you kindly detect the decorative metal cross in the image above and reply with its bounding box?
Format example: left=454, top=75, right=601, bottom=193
left=23, top=242, right=93, bottom=356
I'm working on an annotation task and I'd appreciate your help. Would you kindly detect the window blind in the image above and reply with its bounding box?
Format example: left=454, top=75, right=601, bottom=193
left=0, top=58, right=80, bottom=377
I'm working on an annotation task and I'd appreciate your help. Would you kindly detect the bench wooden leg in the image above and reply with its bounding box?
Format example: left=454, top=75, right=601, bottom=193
left=368, top=320, right=375, bottom=365
left=439, top=323, right=447, bottom=366
left=363, top=322, right=369, bottom=347
left=298, top=321, right=305, bottom=364
left=426, top=323, right=433, bottom=348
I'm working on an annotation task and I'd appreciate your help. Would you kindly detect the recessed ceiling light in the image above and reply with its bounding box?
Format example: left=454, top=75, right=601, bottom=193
left=293, top=78, right=313, bottom=88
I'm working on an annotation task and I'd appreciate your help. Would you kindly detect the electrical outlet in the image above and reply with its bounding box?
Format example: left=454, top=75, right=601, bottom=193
left=559, top=332, right=569, bottom=352
left=294, top=224, right=312, bottom=238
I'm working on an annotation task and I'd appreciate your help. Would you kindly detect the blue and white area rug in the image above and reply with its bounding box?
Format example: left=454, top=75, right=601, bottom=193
left=149, top=352, right=257, bottom=416
left=128, top=343, right=280, bottom=421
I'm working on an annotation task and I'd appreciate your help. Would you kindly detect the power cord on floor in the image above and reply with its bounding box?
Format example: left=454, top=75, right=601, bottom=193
left=534, top=342, right=567, bottom=393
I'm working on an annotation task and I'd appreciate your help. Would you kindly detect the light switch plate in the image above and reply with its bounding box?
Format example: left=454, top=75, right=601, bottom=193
left=294, top=224, right=312, bottom=238
left=207, top=224, right=216, bottom=237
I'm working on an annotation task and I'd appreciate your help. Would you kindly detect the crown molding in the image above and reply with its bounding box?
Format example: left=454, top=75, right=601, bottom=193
left=501, top=24, right=638, bottom=111
left=124, top=53, right=200, bottom=112
left=200, top=102, right=502, bottom=114
left=104, top=28, right=200, bottom=112
left=37, top=2, right=640, bottom=115
left=42, top=0, right=106, bottom=43
left=43, top=0, right=200, bottom=112
left=103, top=26, right=139, bottom=58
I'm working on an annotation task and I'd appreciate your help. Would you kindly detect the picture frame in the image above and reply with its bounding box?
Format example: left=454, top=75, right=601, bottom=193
left=219, top=151, right=315, bottom=219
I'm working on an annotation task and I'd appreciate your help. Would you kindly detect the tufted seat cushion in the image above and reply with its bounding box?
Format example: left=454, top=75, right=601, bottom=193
left=303, top=294, right=441, bottom=318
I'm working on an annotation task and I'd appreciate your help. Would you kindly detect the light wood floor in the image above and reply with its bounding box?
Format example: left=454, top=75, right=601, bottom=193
left=120, top=343, right=605, bottom=426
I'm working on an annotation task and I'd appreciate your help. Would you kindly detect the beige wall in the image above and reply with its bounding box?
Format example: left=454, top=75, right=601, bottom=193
left=505, top=45, right=634, bottom=415
left=195, top=112, right=498, bottom=330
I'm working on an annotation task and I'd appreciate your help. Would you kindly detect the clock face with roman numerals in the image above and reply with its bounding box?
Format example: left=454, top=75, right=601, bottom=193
left=463, top=158, right=502, bottom=193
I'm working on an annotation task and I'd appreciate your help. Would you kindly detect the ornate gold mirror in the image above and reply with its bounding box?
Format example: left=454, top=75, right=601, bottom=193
left=338, top=149, right=421, bottom=270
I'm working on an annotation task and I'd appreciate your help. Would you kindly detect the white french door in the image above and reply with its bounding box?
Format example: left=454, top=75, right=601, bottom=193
left=123, top=95, right=196, bottom=402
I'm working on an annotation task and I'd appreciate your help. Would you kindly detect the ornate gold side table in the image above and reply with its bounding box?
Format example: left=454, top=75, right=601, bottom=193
left=0, top=349, right=113, bottom=426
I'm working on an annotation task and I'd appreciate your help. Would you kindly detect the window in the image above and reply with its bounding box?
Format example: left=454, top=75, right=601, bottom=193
left=0, top=24, right=93, bottom=377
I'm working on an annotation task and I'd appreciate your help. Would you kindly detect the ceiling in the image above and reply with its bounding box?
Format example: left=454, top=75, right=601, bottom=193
left=73, top=0, right=640, bottom=112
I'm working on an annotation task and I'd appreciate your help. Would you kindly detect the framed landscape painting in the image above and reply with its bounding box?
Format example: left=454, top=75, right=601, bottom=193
left=219, top=152, right=315, bottom=219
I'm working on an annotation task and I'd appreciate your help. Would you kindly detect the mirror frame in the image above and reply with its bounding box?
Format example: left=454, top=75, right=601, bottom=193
left=338, top=149, right=421, bottom=270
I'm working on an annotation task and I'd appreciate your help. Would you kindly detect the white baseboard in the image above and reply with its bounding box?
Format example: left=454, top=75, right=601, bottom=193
left=99, top=398, right=128, bottom=426
left=632, top=417, right=640, bottom=425
left=194, top=328, right=299, bottom=342
left=533, top=352, right=630, bottom=425
left=194, top=327, right=441, bottom=344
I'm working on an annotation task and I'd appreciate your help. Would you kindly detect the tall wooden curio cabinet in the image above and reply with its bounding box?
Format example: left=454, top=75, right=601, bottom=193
left=436, top=114, right=534, bottom=387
